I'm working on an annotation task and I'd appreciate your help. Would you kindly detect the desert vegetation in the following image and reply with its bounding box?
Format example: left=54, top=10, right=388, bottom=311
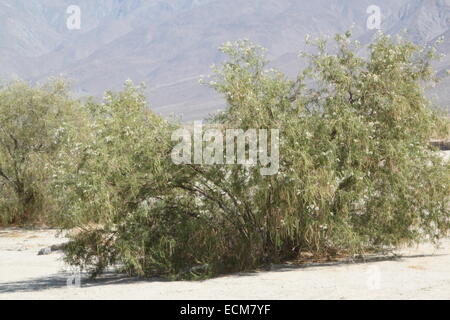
left=0, top=80, right=84, bottom=225
left=1, top=33, right=449, bottom=279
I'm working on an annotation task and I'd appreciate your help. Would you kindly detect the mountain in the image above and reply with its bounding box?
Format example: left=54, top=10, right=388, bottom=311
left=0, top=0, right=448, bottom=120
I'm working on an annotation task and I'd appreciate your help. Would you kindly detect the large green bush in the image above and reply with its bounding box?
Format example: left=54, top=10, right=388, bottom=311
left=61, top=34, right=450, bottom=279
left=56, top=81, right=181, bottom=276
left=0, top=79, right=81, bottom=225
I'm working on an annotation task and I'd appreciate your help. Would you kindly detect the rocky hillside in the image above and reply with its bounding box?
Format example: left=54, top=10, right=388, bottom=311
left=0, top=0, right=448, bottom=120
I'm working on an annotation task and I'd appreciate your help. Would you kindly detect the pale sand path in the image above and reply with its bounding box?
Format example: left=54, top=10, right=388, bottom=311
left=0, top=228, right=449, bottom=300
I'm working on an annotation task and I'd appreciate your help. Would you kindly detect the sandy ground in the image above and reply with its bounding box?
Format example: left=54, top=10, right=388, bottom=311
left=0, top=228, right=449, bottom=300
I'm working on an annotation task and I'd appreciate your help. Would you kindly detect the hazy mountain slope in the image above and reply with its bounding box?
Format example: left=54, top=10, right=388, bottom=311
left=387, top=0, right=450, bottom=42
left=0, top=0, right=448, bottom=119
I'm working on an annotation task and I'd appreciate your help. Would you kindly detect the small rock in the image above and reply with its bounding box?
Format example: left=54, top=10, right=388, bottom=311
left=38, top=247, right=52, bottom=255
left=37, top=243, right=67, bottom=255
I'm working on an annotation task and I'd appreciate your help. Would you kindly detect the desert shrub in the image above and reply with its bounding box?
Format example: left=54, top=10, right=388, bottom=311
left=62, top=34, right=450, bottom=279
left=57, top=81, right=186, bottom=276
left=204, top=34, right=450, bottom=255
left=0, top=79, right=81, bottom=225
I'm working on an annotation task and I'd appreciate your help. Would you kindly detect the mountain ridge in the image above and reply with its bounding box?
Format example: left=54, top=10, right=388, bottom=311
left=0, top=0, right=448, bottom=120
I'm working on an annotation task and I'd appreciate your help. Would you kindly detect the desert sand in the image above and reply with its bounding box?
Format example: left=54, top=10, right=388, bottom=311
left=0, top=228, right=449, bottom=300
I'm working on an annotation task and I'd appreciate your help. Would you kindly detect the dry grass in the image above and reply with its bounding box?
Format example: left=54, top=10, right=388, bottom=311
left=432, top=116, right=450, bottom=141
left=430, top=117, right=450, bottom=151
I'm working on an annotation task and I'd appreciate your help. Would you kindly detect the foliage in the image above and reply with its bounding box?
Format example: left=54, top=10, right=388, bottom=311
left=0, top=79, right=80, bottom=225
left=57, top=34, right=450, bottom=279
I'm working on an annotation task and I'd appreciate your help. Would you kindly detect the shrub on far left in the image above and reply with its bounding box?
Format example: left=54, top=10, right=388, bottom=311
left=0, top=79, right=83, bottom=226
